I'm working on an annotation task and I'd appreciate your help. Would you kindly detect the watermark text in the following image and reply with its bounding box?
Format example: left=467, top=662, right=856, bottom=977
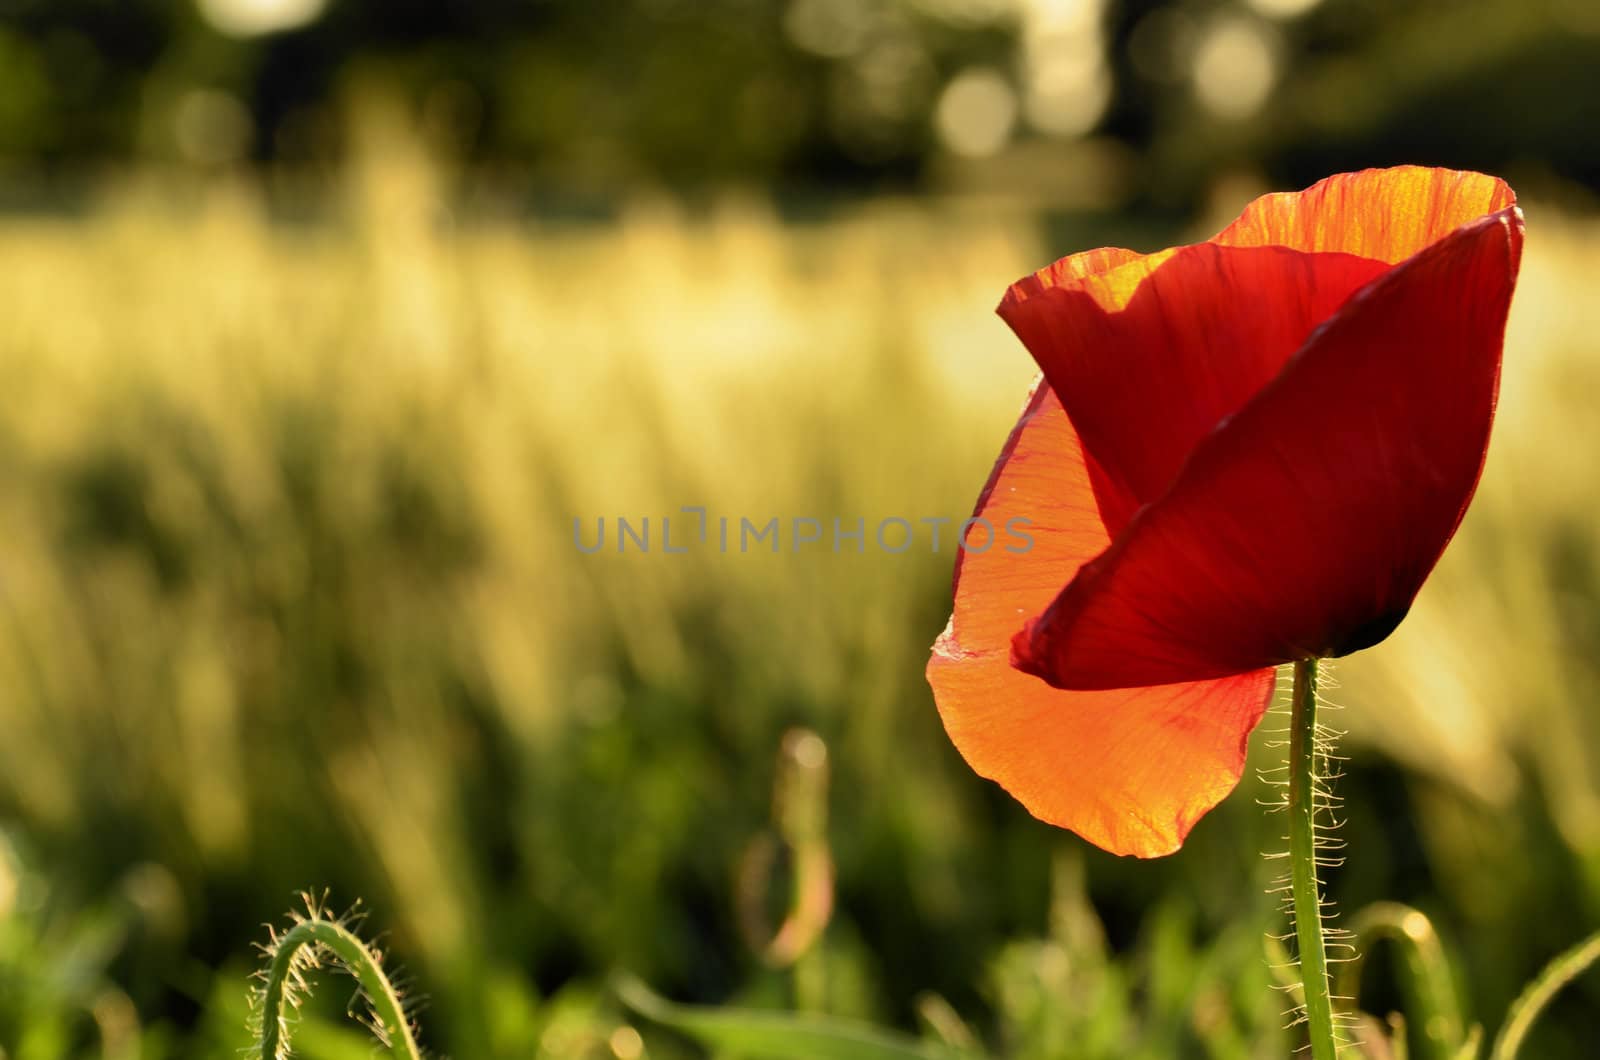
left=572, top=506, right=1033, bottom=555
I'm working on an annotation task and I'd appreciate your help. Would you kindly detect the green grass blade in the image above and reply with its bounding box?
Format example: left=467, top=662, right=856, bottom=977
left=1489, top=929, right=1600, bottom=1060
left=615, top=974, right=979, bottom=1060
left=1339, top=902, right=1465, bottom=1060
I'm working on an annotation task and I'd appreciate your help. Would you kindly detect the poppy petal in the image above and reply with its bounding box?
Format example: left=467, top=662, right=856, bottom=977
left=927, top=377, right=1277, bottom=856
left=1014, top=205, right=1524, bottom=690
left=1006, top=245, right=1144, bottom=299
left=1000, top=243, right=1392, bottom=529
left=1215, top=165, right=1516, bottom=264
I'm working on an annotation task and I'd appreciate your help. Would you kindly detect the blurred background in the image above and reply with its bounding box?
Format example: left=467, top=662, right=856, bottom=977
left=2, top=0, right=1600, bottom=1057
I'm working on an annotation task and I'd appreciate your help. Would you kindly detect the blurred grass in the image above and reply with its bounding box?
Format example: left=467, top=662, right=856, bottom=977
left=1, top=142, right=1599, bottom=1057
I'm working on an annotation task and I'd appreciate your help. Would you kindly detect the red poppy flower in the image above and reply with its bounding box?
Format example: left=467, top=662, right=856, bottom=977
left=928, top=167, right=1523, bottom=857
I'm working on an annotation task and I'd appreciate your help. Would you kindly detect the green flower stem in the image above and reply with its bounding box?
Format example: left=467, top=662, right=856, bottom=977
left=257, top=914, right=422, bottom=1060
left=1290, top=657, right=1339, bottom=1060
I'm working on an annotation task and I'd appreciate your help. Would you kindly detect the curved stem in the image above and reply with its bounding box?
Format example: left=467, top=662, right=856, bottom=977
left=1290, top=657, right=1339, bottom=1060
left=1490, top=929, right=1600, bottom=1060
left=1339, top=902, right=1464, bottom=1059
left=257, top=913, right=423, bottom=1060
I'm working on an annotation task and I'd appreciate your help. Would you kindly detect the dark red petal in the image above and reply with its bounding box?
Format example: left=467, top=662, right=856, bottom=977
left=1214, top=166, right=1516, bottom=263
left=1014, top=206, right=1524, bottom=690
left=1000, top=243, right=1391, bottom=530
left=927, top=378, right=1276, bottom=856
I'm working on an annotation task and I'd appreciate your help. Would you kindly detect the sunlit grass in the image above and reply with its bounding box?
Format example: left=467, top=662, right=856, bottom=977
left=1, top=155, right=1599, bottom=1056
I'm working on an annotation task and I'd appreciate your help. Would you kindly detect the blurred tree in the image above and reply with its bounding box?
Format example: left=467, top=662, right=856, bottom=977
left=1, top=1, right=1598, bottom=208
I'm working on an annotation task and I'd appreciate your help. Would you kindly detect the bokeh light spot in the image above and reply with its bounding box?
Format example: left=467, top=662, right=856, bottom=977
left=1247, top=0, right=1323, bottom=20
left=608, top=1026, right=644, bottom=1060
left=1019, top=0, right=1109, bottom=137
left=1192, top=17, right=1279, bottom=119
left=784, top=0, right=874, bottom=58
left=936, top=67, right=1017, bottom=158
left=196, top=0, right=327, bottom=38
left=1024, top=49, right=1109, bottom=137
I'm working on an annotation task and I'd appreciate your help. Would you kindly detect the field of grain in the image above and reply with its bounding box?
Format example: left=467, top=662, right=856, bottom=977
left=2, top=157, right=1599, bottom=1057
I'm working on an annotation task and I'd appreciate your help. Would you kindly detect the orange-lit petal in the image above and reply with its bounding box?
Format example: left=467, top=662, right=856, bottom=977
left=1005, top=245, right=1144, bottom=300
left=1214, top=165, right=1516, bottom=264
left=928, top=378, right=1276, bottom=856
left=1015, top=204, right=1524, bottom=690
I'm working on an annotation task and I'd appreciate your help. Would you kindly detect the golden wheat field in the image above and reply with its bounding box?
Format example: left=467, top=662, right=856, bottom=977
left=3, top=151, right=1600, bottom=1056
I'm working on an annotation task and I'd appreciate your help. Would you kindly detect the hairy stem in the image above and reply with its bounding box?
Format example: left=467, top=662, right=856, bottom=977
left=1290, top=657, right=1339, bottom=1060
left=256, top=909, right=422, bottom=1060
